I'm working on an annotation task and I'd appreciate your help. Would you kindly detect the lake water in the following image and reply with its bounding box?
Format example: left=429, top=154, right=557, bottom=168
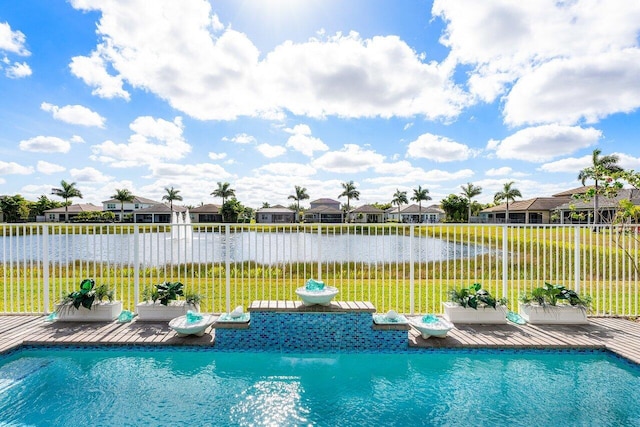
left=0, top=230, right=491, bottom=266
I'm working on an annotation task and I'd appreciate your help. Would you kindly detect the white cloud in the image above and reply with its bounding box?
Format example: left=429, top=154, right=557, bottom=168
left=71, top=135, right=85, bottom=143
left=147, top=162, right=230, bottom=179
left=41, top=102, right=106, bottom=128
left=5, top=61, right=31, bottom=78
left=69, top=50, right=130, bottom=100
left=538, top=156, right=592, bottom=174
left=504, top=50, right=640, bottom=126
left=284, top=125, right=329, bottom=157
left=538, top=150, right=638, bottom=174
left=37, top=161, right=66, bottom=174
left=615, top=153, right=640, bottom=170
left=485, top=167, right=512, bottom=177
left=0, top=22, right=30, bottom=55
left=208, top=152, right=227, bottom=160
left=433, top=0, right=640, bottom=124
left=487, top=125, right=601, bottom=162
left=222, top=133, right=256, bottom=144
left=365, top=168, right=474, bottom=185
left=406, top=133, right=475, bottom=162
left=91, top=116, right=191, bottom=167
left=70, top=166, right=112, bottom=182
left=0, top=160, right=33, bottom=175
left=19, top=136, right=71, bottom=153
left=313, top=144, right=385, bottom=173
left=67, top=0, right=469, bottom=121
left=256, top=162, right=317, bottom=177
left=256, top=143, right=286, bottom=158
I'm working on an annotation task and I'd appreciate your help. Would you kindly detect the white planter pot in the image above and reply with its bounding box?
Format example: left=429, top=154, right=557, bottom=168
left=136, top=301, right=199, bottom=321
left=55, top=301, right=123, bottom=322
left=518, top=303, right=588, bottom=324
left=443, top=302, right=507, bottom=324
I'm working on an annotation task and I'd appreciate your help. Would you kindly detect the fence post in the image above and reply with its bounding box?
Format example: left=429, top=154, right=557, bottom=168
left=502, top=225, right=508, bottom=299
left=133, top=224, right=140, bottom=312
left=42, top=224, right=50, bottom=314
left=409, top=225, right=415, bottom=315
left=225, top=224, right=231, bottom=314
left=574, top=226, right=580, bottom=294
left=317, top=224, right=322, bottom=281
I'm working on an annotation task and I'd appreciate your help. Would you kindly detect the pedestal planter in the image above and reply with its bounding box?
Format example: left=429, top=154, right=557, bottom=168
left=443, top=302, right=507, bottom=324
left=55, top=301, right=123, bottom=322
left=518, top=303, right=588, bottom=324
left=136, top=301, right=199, bottom=321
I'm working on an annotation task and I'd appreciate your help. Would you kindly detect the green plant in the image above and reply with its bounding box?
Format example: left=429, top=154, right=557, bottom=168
left=520, top=282, right=591, bottom=309
left=142, top=281, right=196, bottom=305
left=184, top=292, right=202, bottom=306
left=155, top=281, right=184, bottom=305
left=60, top=278, right=96, bottom=310
left=448, top=283, right=505, bottom=310
left=94, top=283, right=115, bottom=302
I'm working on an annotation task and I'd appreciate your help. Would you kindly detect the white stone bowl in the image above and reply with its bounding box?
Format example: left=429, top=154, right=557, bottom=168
left=168, top=314, right=215, bottom=337
left=295, top=286, right=339, bottom=306
left=409, top=316, right=454, bottom=339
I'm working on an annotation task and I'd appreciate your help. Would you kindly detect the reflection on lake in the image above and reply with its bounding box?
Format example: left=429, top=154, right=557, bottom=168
left=0, top=230, right=492, bottom=266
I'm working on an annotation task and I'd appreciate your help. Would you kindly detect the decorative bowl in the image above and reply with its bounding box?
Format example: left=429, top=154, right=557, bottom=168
left=295, top=286, right=339, bottom=306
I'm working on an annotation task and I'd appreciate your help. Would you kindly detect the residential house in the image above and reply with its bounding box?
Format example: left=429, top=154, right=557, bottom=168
left=386, top=204, right=444, bottom=223
left=102, top=195, right=160, bottom=221
left=349, top=204, right=385, bottom=223
left=44, top=204, right=103, bottom=222
left=190, top=204, right=223, bottom=223
left=304, top=198, right=343, bottom=223
left=479, top=186, right=589, bottom=224
left=134, top=204, right=188, bottom=223
left=554, top=188, right=640, bottom=224
left=479, top=197, right=570, bottom=224
left=255, top=205, right=296, bottom=223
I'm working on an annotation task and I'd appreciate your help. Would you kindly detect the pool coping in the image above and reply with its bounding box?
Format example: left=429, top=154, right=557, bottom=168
left=0, top=315, right=638, bottom=365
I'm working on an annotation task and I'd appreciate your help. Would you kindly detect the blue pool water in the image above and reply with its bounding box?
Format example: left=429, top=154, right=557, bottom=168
left=0, top=347, right=638, bottom=426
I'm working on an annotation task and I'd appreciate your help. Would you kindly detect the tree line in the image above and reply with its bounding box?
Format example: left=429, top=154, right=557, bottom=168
left=0, top=149, right=621, bottom=223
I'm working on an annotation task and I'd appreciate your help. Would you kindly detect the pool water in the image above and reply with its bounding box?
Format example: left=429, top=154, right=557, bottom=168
left=0, top=347, right=638, bottom=426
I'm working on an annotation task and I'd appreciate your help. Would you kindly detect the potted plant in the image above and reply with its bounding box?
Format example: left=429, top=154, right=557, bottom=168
left=443, top=283, right=507, bottom=324
left=55, top=278, right=123, bottom=321
left=136, top=281, right=201, bottom=321
left=519, top=282, right=590, bottom=324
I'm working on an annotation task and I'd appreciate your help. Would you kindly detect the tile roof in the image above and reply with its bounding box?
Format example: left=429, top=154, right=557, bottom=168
left=101, top=195, right=160, bottom=204
left=481, top=197, right=570, bottom=213
left=45, top=203, right=102, bottom=213
left=190, top=204, right=221, bottom=213
left=350, top=204, right=384, bottom=214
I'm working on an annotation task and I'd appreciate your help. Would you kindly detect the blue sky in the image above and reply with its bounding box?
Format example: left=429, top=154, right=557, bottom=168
left=1, top=0, right=640, bottom=208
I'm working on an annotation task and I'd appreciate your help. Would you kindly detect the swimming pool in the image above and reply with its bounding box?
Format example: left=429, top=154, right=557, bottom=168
left=0, top=347, right=638, bottom=426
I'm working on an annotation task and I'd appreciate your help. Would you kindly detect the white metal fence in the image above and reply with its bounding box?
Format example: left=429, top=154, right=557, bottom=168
left=0, top=223, right=637, bottom=316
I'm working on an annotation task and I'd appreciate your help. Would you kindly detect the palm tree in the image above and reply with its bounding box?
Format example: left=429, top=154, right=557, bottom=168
left=211, top=182, right=235, bottom=205
left=162, top=186, right=182, bottom=211
left=460, top=182, right=482, bottom=223
left=411, top=185, right=431, bottom=223
left=338, top=181, right=360, bottom=222
left=51, top=180, right=83, bottom=222
left=288, top=185, right=309, bottom=222
left=494, top=181, right=522, bottom=224
left=391, top=189, right=408, bottom=222
left=578, top=148, right=623, bottom=225
left=112, top=188, right=134, bottom=222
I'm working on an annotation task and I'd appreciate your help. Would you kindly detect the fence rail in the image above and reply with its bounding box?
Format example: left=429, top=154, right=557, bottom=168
left=1, top=223, right=638, bottom=316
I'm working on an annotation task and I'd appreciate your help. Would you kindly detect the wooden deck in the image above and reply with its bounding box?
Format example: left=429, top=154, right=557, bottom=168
left=0, top=316, right=639, bottom=364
